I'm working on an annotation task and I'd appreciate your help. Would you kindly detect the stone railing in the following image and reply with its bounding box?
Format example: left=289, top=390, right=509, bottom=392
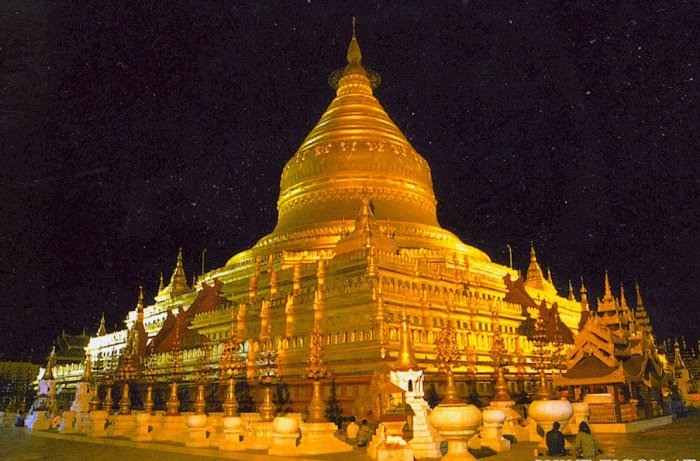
left=588, top=401, right=644, bottom=424
left=588, top=403, right=618, bottom=423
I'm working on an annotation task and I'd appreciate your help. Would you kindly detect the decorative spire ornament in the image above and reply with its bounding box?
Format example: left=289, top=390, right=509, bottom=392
left=219, top=308, right=243, bottom=417
left=396, top=311, right=418, bottom=370
left=436, top=322, right=462, bottom=404
left=193, top=341, right=212, bottom=415
left=567, top=280, right=575, bottom=300
left=490, top=321, right=511, bottom=402
left=166, top=311, right=183, bottom=416
left=531, top=317, right=553, bottom=400
left=604, top=270, right=612, bottom=299
left=97, top=312, right=107, bottom=336
left=257, top=324, right=278, bottom=421
left=305, top=324, right=331, bottom=422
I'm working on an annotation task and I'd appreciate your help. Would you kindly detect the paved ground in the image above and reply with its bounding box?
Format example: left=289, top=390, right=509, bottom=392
left=1, top=412, right=699, bottom=461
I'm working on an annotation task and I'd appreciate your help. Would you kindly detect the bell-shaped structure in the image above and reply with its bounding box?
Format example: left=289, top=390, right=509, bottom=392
left=231, top=26, right=489, bottom=262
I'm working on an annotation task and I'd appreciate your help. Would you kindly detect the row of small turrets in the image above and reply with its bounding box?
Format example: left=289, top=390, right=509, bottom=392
left=594, top=270, right=652, bottom=338
left=667, top=337, right=700, bottom=380
left=95, top=248, right=193, bottom=337
left=524, top=242, right=653, bottom=338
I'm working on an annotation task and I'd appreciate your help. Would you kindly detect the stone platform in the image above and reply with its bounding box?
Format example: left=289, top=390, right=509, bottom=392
left=5, top=411, right=699, bottom=461
left=589, top=414, right=673, bottom=433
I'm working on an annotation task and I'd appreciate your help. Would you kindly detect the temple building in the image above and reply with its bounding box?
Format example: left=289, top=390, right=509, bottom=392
left=50, top=27, right=657, bottom=413
left=554, top=275, right=666, bottom=422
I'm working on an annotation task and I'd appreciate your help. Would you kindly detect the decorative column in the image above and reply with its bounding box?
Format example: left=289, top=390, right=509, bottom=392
left=436, top=325, right=462, bottom=404
left=222, top=305, right=250, bottom=448
left=186, top=343, right=213, bottom=447
left=528, top=318, right=573, bottom=452
left=245, top=326, right=278, bottom=450
left=298, top=325, right=353, bottom=455
left=156, top=320, right=187, bottom=442
left=485, top=320, right=517, bottom=446
left=133, top=354, right=156, bottom=442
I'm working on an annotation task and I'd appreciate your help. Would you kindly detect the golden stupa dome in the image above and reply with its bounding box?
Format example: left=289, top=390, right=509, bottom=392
left=229, top=25, right=491, bottom=263
left=275, top=28, right=438, bottom=234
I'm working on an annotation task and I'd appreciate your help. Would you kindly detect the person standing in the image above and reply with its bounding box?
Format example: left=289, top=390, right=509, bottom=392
left=575, top=422, right=602, bottom=457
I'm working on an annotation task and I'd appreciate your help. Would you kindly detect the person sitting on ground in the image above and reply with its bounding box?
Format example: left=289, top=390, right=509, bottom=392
left=14, top=411, right=25, bottom=427
left=346, top=416, right=360, bottom=444
left=575, top=421, right=602, bottom=457
left=357, top=419, right=373, bottom=447
left=545, top=421, right=566, bottom=456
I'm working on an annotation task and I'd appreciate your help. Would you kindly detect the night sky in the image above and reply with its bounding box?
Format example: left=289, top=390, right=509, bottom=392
left=1, top=2, right=698, bottom=362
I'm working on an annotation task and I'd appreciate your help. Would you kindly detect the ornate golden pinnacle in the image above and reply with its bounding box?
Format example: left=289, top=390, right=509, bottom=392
left=306, top=325, right=330, bottom=381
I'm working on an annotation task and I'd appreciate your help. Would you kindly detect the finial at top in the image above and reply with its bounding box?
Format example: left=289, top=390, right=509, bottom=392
left=395, top=310, right=418, bottom=370
left=97, top=312, right=107, bottom=336
left=604, top=269, right=612, bottom=298
left=347, top=17, right=362, bottom=64
left=567, top=279, right=575, bottom=300
left=177, top=247, right=184, bottom=265
left=530, top=241, right=537, bottom=262
left=635, top=280, right=644, bottom=307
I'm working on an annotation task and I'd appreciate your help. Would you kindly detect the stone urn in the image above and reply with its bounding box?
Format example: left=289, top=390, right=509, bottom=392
left=220, top=416, right=244, bottom=451
left=488, top=400, right=523, bottom=439
left=221, top=416, right=244, bottom=449
left=185, top=413, right=209, bottom=447
left=481, top=408, right=510, bottom=452
left=528, top=399, right=573, bottom=450
left=569, top=402, right=590, bottom=434
left=223, top=415, right=243, bottom=432
left=269, top=416, right=300, bottom=456
left=429, top=404, right=482, bottom=461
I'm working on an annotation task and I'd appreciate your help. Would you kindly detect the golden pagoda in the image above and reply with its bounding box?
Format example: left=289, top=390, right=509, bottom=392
left=55, top=24, right=596, bottom=411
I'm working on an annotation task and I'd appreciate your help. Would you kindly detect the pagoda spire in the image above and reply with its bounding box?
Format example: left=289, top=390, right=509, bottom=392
left=635, top=281, right=644, bottom=308
left=547, top=267, right=554, bottom=285
left=44, top=346, right=56, bottom=380
left=580, top=277, right=588, bottom=306
left=603, top=270, right=613, bottom=300
left=97, top=312, right=106, bottom=336
left=82, top=353, right=92, bottom=382
left=396, top=311, right=418, bottom=370
left=166, top=247, right=191, bottom=297
left=620, top=283, right=628, bottom=310
left=327, top=17, right=379, bottom=93
left=525, top=241, right=546, bottom=289
left=347, top=16, right=362, bottom=65
left=158, top=272, right=165, bottom=292
left=673, top=339, right=685, bottom=367
left=567, top=279, right=575, bottom=301
left=137, top=285, right=145, bottom=322
left=176, top=247, right=184, bottom=274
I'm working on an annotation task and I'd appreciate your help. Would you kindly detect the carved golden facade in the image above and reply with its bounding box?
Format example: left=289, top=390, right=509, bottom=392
left=54, top=27, right=597, bottom=409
